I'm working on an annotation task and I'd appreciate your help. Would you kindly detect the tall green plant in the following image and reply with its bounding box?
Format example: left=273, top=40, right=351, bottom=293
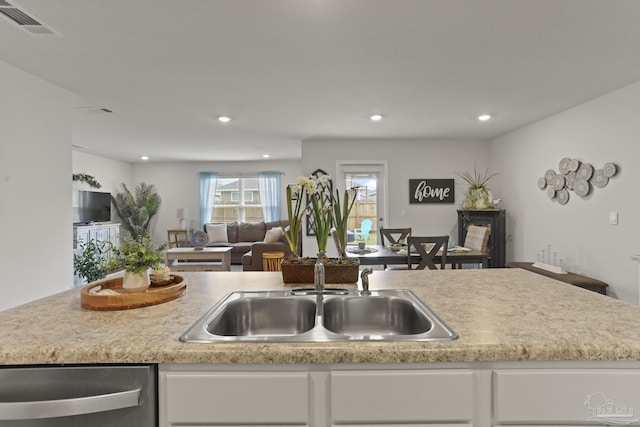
left=331, top=186, right=358, bottom=261
left=282, top=182, right=305, bottom=259
left=111, top=182, right=162, bottom=240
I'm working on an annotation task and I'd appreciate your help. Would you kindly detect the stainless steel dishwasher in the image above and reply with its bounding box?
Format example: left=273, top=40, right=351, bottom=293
left=0, top=364, right=156, bottom=426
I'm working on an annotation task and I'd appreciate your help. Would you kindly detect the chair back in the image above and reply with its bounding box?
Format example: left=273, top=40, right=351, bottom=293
left=464, top=225, right=490, bottom=252
left=380, top=227, right=411, bottom=247
left=354, top=219, right=373, bottom=240
left=408, top=236, right=449, bottom=270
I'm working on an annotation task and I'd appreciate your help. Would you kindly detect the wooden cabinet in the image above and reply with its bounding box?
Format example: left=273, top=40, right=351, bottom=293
left=457, top=209, right=506, bottom=268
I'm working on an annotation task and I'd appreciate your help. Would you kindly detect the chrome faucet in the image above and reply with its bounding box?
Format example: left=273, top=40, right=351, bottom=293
left=314, top=250, right=325, bottom=293
left=360, top=268, right=373, bottom=295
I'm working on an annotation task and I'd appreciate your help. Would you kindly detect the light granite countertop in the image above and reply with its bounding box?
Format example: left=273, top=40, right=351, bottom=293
left=1, top=268, right=640, bottom=365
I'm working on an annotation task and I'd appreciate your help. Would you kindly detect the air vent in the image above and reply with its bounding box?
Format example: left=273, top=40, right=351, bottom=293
left=0, top=0, right=60, bottom=36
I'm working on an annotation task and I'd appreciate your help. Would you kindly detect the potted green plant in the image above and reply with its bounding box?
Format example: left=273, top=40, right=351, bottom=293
left=74, top=239, right=111, bottom=284
left=281, top=174, right=359, bottom=284
left=111, top=182, right=162, bottom=240
left=456, top=165, right=498, bottom=210
left=106, top=235, right=166, bottom=292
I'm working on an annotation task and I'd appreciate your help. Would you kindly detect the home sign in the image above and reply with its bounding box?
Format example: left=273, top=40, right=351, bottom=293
left=409, top=179, right=455, bottom=204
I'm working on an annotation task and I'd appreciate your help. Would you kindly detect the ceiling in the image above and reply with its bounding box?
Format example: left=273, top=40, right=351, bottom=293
left=2, top=0, right=640, bottom=163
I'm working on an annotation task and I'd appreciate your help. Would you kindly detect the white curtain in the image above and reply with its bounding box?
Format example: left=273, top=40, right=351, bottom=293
left=258, top=171, right=281, bottom=222
left=199, top=172, right=217, bottom=229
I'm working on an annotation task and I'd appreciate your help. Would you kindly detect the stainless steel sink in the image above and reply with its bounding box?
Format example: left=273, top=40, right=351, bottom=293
left=322, top=296, right=432, bottom=336
left=206, top=297, right=316, bottom=337
left=180, top=289, right=457, bottom=342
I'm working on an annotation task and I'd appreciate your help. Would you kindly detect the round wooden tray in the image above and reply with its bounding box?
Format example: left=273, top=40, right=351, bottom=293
left=81, top=275, right=186, bottom=311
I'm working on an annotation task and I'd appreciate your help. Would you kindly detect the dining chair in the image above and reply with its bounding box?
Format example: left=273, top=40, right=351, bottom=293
left=408, top=236, right=449, bottom=270
left=380, top=227, right=411, bottom=270
left=353, top=219, right=373, bottom=241
left=459, top=225, right=490, bottom=269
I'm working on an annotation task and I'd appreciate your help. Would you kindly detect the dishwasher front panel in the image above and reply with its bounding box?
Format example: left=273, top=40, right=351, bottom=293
left=0, top=364, right=156, bottom=427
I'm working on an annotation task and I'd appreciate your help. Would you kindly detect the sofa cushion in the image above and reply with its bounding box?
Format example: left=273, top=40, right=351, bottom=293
left=206, top=223, right=228, bottom=243
left=226, top=222, right=238, bottom=243
left=264, top=227, right=283, bottom=243
left=238, top=222, right=266, bottom=242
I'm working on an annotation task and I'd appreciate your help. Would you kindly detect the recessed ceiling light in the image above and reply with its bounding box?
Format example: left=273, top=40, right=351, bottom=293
left=262, top=154, right=270, bottom=158
left=140, top=156, right=149, bottom=160
left=370, top=114, right=383, bottom=121
left=218, top=116, right=231, bottom=123
left=477, top=114, right=492, bottom=121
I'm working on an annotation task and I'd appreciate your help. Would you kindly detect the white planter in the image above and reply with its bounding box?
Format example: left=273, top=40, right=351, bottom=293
left=122, top=269, right=150, bottom=293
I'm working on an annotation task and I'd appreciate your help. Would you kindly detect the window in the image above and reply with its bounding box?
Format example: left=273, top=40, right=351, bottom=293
left=200, top=172, right=281, bottom=227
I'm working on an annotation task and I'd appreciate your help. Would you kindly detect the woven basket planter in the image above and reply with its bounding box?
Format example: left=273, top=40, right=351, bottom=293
left=281, top=258, right=360, bottom=284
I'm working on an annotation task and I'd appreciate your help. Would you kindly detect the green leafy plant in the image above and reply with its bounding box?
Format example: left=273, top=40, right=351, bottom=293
left=455, top=165, right=498, bottom=190
left=456, top=165, right=498, bottom=210
left=106, top=235, right=166, bottom=276
left=74, top=239, right=111, bottom=283
left=111, top=182, right=162, bottom=240
left=282, top=182, right=306, bottom=259
left=72, top=173, right=102, bottom=189
left=301, top=174, right=333, bottom=252
left=331, top=186, right=358, bottom=261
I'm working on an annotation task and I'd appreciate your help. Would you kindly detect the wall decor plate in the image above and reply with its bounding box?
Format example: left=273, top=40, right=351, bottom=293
left=568, top=159, right=580, bottom=172
left=545, top=169, right=556, bottom=185
left=574, top=178, right=591, bottom=197
left=546, top=187, right=556, bottom=199
left=552, top=174, right=566, bottom=191
left=577, top=163, right=594, bottom=180
left=558, top=157, right=572, bottom=175
left=537, top=177, right=547, bottom=189
left=603, top=162, right=617, bottom=177
left=557, top=188, right=569, bottom=205
left=592, top=169, right=609, bottom=188
left=565, top=171, right=577, bottom=190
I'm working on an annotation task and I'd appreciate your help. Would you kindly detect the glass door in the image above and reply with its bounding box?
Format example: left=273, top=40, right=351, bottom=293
left=336, top=162, right=388, bottom=246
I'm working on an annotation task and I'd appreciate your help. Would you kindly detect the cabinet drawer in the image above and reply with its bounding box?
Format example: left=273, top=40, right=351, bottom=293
left=330, top=370, right=474, bottom=423
left=165, top=371, right=309, bottom=424
left=494, top=369, right=640, bottom=424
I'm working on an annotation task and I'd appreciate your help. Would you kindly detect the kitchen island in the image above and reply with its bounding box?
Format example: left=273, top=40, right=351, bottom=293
left=2, top=269, right=640, bottom=427
left=1, top=268, right=640, bottom=364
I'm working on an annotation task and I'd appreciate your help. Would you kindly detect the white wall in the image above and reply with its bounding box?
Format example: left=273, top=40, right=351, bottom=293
left=301, top=138, right=492, bottom=256
left=72, top=150, right=133, bottom=198
left=491, top=81, right=640, bottom=304
left=131, top=160, right=302, bottom=245
left=0, top=61, right=73, bottom=311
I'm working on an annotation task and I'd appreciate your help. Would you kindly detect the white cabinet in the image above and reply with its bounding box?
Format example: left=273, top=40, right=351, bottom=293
left=73, top=223, right=120, bottom=253
left=161, top=370, right=310, bottom=426
left=493, top=369, right=640, bottom=426
left=159, top=365, right=478, bottom=427
left=330, top=370, right=474, bottom=424
left=160, top=362, right=640, bottom=427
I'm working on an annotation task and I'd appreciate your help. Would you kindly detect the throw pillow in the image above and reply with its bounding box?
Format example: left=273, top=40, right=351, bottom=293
left=264, top=227, right=283, bottom=243
left=206, top=223, right=228, bottom=243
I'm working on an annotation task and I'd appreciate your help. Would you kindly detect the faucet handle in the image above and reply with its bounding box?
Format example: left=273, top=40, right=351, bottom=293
left=360, top=268, right=373, bottom=294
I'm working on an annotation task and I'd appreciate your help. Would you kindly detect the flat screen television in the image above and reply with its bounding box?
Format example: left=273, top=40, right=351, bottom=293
left=73, top=190, right=112, bottom=224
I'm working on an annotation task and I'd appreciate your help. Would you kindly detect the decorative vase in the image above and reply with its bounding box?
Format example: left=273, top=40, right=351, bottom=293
left=122, top=269, right=150, bottom=293
left=281, top=258, right=360, bottom=284
left=462, top=188, right=493, bottom=210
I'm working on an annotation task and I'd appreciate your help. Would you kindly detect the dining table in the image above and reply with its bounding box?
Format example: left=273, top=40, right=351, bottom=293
left=345, top=245, right=490, bottom=268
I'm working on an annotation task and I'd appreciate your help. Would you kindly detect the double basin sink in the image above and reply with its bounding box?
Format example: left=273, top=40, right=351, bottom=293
left=180, top=289, right=457, bottom=342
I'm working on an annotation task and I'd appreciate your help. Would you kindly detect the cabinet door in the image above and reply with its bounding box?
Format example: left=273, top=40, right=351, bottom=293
left=163, top=371, right=310, bottom=425
left=74, top=227, right=90, bottom=249
left=494, top=369, right=640, bottom=425
left=330, top=370, right=474, bottom=423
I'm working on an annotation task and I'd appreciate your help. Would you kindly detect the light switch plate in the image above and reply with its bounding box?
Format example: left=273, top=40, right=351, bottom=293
left=609, top=211, right=618, bottom=225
